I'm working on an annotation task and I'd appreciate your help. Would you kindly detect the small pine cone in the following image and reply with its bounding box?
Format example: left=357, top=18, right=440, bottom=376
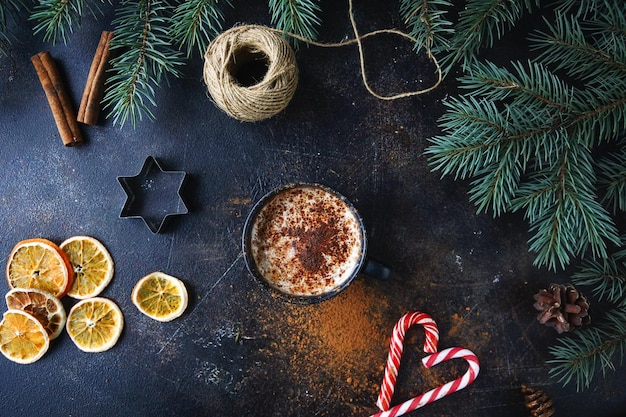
left=533, top=283, right=590, bottom=333
left=521, top=385, right=555, bottom=417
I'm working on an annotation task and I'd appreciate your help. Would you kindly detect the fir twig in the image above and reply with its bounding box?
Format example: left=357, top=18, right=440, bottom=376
left=529, top=12, right=626, bottom=82
left=269, top=0, right=321, bottom=49
left=30, top=0, right=107, bottom=45
left=459, top=60, right=573, bottom=111
left=427, top=6, right=626, bottom=270
left=548, top=308, right=626, bottom=391
left=170, top=0, right=232, bottom=58
left=441, top=0, right=537, bottom=73
left=572, top=236, right=626, bottom=305
left=0, top=0, right=27, bottom=55
left=399, top=0, right=453, bottom=54
left=510, top=142, right=617, bottom=269
left=103, top=0, right=183, bottom=128
left=554, top=0, right=611, bottom=19
left=598, top=145, right=626, bottom=213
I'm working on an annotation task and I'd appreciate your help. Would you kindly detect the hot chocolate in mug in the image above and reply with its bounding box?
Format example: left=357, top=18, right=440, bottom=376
left=242, top=183, right=392, bottom=303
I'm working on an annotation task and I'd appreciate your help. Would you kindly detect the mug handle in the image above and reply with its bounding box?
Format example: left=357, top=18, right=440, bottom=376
left=362, top=258, right=393, bottom=280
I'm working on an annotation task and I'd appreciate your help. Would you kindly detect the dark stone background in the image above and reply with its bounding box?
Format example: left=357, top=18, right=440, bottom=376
left=0, top=1, right=624, bottom=416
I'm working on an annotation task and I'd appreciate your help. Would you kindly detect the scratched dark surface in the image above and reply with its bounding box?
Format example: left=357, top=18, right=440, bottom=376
left=1, top=2, right=625, bottom=417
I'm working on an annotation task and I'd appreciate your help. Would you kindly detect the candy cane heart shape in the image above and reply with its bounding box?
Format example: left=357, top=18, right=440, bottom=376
left=376, top=312, right=440, bottom=411
left=371, top=347, right=481, bottom=417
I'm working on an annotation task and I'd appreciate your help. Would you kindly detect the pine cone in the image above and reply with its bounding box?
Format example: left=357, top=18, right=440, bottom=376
left=521, top=385, right=555, bottom=417
left=533, top=283, right=590, bottom=333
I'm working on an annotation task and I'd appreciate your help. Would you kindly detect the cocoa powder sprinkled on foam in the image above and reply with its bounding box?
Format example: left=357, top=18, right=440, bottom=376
left=250, top=186, right=363, bottom=296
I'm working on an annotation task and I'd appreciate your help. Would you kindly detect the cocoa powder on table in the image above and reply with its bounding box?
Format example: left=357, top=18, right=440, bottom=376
left=249, top=278, right=391, bottom=410
left=245, top=277, right=459, bottom=413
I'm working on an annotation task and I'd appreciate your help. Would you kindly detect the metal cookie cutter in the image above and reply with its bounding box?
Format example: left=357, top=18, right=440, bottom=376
left=117, top=156, right=189, bottom=233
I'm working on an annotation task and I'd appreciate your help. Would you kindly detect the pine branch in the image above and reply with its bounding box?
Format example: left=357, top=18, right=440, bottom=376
left=517, top=152, right=621, bottom=272
left=516, top=144, right=619, bottom=270
left=529, top=11, right=626, bottom=82
left=548, top=308, right=626, bottom=391
left=428, top=54, right=624, bottom=270
left=103, top=0, right=183, bottom=128
left=588, top=2, right=626, bottom=59
left=0, top=0, right=27, bottom=55
left=442, top=0, right=537, bottom=73
left=468, top=153, right=521, bottom=216
left=268, top=0, right=321, bottom=49
left=30, top=0, right=107, bottom=45
left=459, top=60, right=573, bottom=112
left=598, top=144, right=626, bottom=213
left=428, top=62, right=575, bottom=185
left=572, top=239, right=626, bottom=305
left=554, top=0, right=613, bottom=19
left=170, top=0, right=232, bottom=58
left=426, top=96, right=508, bottom=180
left=573, top=82, right=626, bottom=147
left=399, top=0, right=453, bottom=54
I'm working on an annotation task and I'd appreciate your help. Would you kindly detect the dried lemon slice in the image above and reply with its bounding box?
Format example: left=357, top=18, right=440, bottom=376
left=60, top=236, right=114, bottom=299
left=6, top=238, right=74, bottom=298
left=0, top=309, right=50, bottom=364
left=5, top=288, right=66, bottom=340
left=131, top=272, right=188, bottom=322
left=66, top=297, right=124, bottom=352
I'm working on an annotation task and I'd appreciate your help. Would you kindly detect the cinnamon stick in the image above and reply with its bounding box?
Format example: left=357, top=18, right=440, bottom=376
left=78, top=31, right=114, bottom=125
left=31, top=51, right=83, bottom=146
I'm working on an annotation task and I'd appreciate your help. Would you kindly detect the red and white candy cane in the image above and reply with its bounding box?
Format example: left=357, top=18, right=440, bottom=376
left=376, top=312, right=439, bottom=411
left=372, top=347, right=480, bottom=417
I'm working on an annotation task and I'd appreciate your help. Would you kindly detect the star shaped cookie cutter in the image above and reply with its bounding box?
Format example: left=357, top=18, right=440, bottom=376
left=117, top=156, right=189, bottom=233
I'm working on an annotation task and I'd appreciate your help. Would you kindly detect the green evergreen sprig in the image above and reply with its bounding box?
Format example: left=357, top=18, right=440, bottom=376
left=399, top=0, right=453, bottom=54
left=548, top=307, right=626, bottom=391
left=530, top=13, right=626, bottom=83
left=169, top=0, right=232, bottom=58
left=0, top=0, right=27, bottom=55
left=427, top=63, right=622, bottom=269
left=103, top=0, right=183, bottom=127
left=554, top=0, right=609, bottom=18
left=427, top=3, right=626, bottom=271
left=598, top=146, right=626, bottom=213
left=30, top=0, right=107, bottom=45
left=441, top=0, right=537, bottom=73
left=269, top=0, right=321, bottom=48
left=550, top=234, right=626, bottom=392
left=572, top=240, right=626, bottom=306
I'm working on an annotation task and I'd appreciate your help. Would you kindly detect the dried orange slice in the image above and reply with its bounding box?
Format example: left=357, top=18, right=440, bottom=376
left=0, top=309, right=50, bottom=364
left=6, top=238, right=74, bottom=299
left=66, top=297, right=124, bottom=352
left=131, top=272, right=188, bottom=322
left=60, top=236, right=114, bottom=300
left=5, top=288, right=66, bottom=340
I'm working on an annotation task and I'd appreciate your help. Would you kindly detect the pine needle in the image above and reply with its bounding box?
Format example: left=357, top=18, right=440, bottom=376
left=30, top=0, right=108, bottom=45
left=598, top=146, right=626, bottom=213
left=573, top=243, right=626, bottom=305
left=103, top=0, right=183, bottom=128
left=170, top=0, right=232, bottom=58
left=428, top=2, right=626, bottom=270
left=0, top=0, right=26, bottom=55
left=399, top=0, right=453, bottom=54
left=426, top=96, right=508, bottom=180
left=442, top=0, right=537, bottom=73
left=269, top=0, right=321, bottom=49
left=530, top=12, right=626, bottom=82
left=548, top=308, right=626, bottom=391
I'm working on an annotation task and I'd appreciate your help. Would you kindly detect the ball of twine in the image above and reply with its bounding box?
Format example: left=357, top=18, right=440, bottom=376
left=203, top=25, right=299, bottom=122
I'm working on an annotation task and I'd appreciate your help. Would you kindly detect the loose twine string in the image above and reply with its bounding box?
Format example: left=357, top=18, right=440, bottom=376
left=203, top=0, right=442, bottom=121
